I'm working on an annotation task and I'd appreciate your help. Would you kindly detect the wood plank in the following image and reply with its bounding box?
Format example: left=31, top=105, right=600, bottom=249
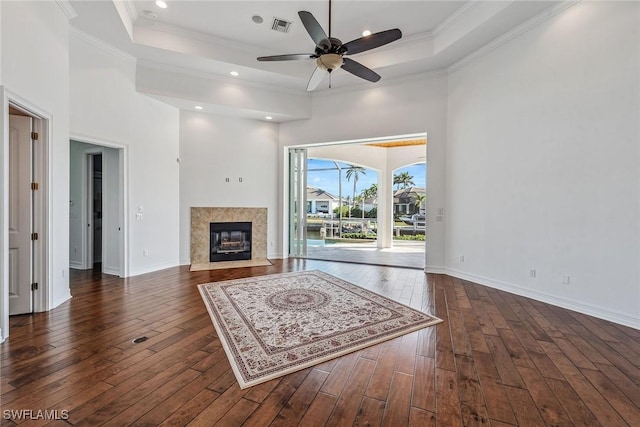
left=515, top=365, right=573, bottom=426
left=381, top=372, right=413, bottom=427
left=242, top=369, right=311, bottom=427
left=325, top=358, right=376, bottom=427
left=270, top=368, right=329, bottom=427
left=157, top=389, right=220, bottom=427
left=353, top=397, right=386, bottom=427
left=506, top=386, right=546, bottom=426
left=434, top=368, right=463, bottom=426
left=412, top=356, right=435, bottom=412
left=454, top=354, right=490, bottom=426
left=320, top=351, right=361, bottom=397
left=471, top=351, right=517, bottom=425
left=484, top=335, right=525, bottom=388
left=408, top=407, right=436, bottom=427
left=364, top=344, right=399, bottom=401
left=580, top=368, right=640, bottom=425
left=297, top=392, right=337, bottom=427
left=544, top=378, right=600, bottom=426
left=538, top=340, right=629, bottom=427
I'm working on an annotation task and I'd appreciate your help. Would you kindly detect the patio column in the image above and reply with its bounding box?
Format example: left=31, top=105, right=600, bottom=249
left=377, top=169, right=393, bottom=248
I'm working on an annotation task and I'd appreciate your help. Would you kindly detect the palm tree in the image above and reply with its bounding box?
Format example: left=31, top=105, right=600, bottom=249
left=363, top=183, right=378, bottom=199
left=346, top=165, right=366, bottom=219
left=414, top=193, right=426, bottom=214
left=397, top=171, right=415, bottom=189
left=393, top=173, right=402, bottom=190
left=360, top=183, right=377, bottom=219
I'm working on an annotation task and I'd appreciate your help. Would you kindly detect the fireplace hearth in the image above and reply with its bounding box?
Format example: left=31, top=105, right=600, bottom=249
left=210, top=222, right=252, bottom=262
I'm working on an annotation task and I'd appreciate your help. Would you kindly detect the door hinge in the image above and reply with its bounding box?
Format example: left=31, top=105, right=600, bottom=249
left=31, top=182, right=39, bottom=191
left=31, top=283, right=38, bottom=291
left=31, top=132, right=39, bottom=141
left=31, top=232, right=39, bottom=241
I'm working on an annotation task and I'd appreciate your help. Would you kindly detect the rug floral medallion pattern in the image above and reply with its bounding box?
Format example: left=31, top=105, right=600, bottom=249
left=198, top=270, right=442, bottom=388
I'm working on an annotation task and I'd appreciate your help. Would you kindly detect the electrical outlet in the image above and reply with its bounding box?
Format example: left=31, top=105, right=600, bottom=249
left=561, top=274, right=570, bottom=284
left=459, top=255, right=465, bottom=262
left=529, top=269, right=536, bottom=278
left=143, top=249, right=149, bottom=257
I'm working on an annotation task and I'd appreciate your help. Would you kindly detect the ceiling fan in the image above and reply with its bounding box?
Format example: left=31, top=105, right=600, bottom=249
left=257, top=0, right=402, bottom=91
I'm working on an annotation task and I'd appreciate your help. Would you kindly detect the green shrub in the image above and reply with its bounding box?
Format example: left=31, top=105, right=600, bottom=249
left=340, top=233, right=377, bottom=240
left=394, top=234, right=425, bottom=241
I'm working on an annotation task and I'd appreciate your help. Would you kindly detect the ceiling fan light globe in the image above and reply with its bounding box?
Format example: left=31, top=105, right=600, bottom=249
left=316, top=54, right=343, bottom=71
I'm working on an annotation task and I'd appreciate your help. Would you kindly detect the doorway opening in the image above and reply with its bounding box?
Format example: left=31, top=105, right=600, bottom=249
left=286, top=134, right=427, bottom=269
left=89, top=153, right=103, bottom=271
left=69, top=140, right=125, bottom=277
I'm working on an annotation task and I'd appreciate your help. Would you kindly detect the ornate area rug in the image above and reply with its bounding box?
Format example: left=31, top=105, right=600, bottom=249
left=198, top=270, right=442, bottom=388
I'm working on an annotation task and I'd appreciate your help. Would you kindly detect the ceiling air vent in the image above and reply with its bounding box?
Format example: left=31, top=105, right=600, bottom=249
left=271, top=17, right=292, bottom=33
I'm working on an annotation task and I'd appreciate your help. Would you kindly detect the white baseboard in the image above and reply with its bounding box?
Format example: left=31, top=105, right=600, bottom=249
left=128, top=261, right=181, bottom=277
left=103, top=265, right=121, bottom=276
left=0, top=327, right=4, bottom=343
left=180, top=258, right=191, bottom=266
left=425, top=265, right=447, bottom=274
left=50, top=293, right=72, bottom=311
left=69, top=261, right=84, bottom=270
left=446, top=268, right=640, bottom=330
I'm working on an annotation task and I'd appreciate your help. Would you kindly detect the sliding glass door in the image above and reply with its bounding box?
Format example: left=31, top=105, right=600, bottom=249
left=288, top=148, right=307, bottom=257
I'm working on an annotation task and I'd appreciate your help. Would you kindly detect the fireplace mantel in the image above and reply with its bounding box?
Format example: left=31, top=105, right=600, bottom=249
left=190, top=207, right=268, bottom=266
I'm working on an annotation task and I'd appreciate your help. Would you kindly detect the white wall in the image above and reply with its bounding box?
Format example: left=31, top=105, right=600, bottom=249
left=69, top=31, right=180, bottom=276
left=446, top=1, right=640, bottom=327
left=0, top=1, right=71, bottom=340
left=179, top=111, right=279, bottom=263
left=279, top=75, right=448, bottom=270
left=69, top=141, right=120, bottom=275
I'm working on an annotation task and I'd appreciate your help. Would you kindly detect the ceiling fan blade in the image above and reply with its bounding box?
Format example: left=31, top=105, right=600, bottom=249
left=343, top=29, right=402, bottom=55
left=341, top=58, right=381, bottom=83
left=298, top=11, right=328, bottom=47
left=307, top=66, right=327, bottom=91
left=257, top=54, right=315, bottom=61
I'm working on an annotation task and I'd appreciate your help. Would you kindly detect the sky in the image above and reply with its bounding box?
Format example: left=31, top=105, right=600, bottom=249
left=307, top=159, right=426, bottom=198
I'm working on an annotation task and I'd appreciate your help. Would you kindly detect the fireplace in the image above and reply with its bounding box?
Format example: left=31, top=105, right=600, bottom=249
left=210, top=222, right=252, bottom=262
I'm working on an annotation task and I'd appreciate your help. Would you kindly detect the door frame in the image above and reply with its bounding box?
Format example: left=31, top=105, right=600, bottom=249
left=85, top=151, right=102, bottom=270
left=1, top=87, right=50, bottom=341
left=70, top=135, right=128, bottom=278
left=282, top=132, right=427, bottom=261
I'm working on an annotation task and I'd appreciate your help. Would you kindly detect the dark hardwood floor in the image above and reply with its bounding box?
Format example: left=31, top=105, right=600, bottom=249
left=1, top=259, right=639, bottom=426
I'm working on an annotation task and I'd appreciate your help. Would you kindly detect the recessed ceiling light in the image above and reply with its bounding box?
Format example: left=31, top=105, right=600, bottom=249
left=362, top=30, right=372, bottom=37
left=230, top=71, right=239, bottom=77
left=265, top=116, right=273, bottom=120
left=155, top=0, right=168, bottom=9
left=252, top=15, right=264, bottom=24
left=195, top=106, right=203, bottom=110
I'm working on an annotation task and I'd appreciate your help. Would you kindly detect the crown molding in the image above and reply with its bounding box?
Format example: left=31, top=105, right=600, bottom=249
left=447, top=0, right=580, bottom=74
left=56, top=0, right=77, bottom=19
left=70, top=26, right=137, bottom=64
left=431, top=0, right=479, bottom=36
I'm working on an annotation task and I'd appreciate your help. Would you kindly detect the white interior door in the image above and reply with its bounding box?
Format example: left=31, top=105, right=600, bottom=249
left=8, top=114, right=33, bottom=315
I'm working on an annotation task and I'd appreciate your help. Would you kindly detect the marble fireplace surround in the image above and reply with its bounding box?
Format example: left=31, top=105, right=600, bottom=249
left=190, top=207, right=269, bottom=270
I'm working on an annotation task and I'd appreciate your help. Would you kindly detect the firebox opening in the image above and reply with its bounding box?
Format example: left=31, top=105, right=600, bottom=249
left=210, top=222, right=252, bottom=262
